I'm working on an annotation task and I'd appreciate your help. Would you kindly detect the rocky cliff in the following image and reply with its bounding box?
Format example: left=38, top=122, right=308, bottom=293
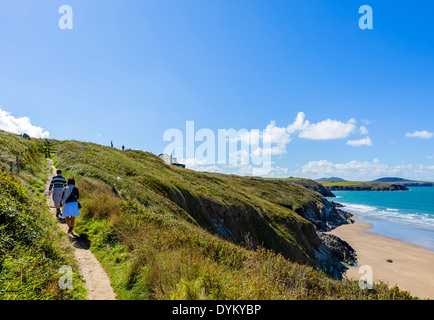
left=166, top=184, right=355, bottom=279
left=289, top=178, right=336, bottom=197
left=52, top=139, right=358, bottom=280
left=327, top=183, right=408, bottom=191
left=291, top=198, right=355, bottom=279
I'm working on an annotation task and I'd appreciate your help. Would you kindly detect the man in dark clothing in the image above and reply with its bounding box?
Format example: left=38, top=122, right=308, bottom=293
left=49, top=169, right=67, bottom=218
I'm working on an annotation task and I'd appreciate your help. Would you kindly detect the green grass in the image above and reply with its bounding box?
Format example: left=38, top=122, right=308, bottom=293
left=276, top=177, right=335, bottom=197
left=0, top=131, right=87, bottom=300
left=0, top=130, right=416, bottom=300
left=320, top=181, right=403, bottom=190
left=320, top=181, right=375, bottom=187
left=50, top=139, right=414, bottom=300
left=0, top=170, right=87, bottom=299
left=52, top=140, right=330, bottom=267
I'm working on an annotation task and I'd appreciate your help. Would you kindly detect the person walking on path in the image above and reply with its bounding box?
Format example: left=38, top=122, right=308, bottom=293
left=49, top=169, right=67, bottom=218
left=61, top=177, right=81, bottom=234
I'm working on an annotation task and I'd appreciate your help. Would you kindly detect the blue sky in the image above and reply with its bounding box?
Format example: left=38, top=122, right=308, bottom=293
left=0, top=0, right=433, bottom=180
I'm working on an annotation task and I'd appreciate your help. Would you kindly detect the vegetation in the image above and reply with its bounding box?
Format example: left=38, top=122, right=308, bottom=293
left=0, top=130, right=415, bottom=300
left=49, top=139, right=414, bottom=300
left=278, top=177, right=335, bottom=197
left=319, top=181, right=408, bottom=191
left=0, top=131, right=86, bottom=300
left=321, top=181, right=384, bottom=187
left=0, top=130, right=47, bottom=195
left=372, top=177, right=434, bottom=186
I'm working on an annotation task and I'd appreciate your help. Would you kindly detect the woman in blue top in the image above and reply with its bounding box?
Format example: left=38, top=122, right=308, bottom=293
left=61, top=177, right=80, bottom=234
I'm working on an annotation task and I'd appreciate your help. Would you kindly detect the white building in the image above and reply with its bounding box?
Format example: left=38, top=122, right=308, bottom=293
left=158, top=154, right=185, bottom=168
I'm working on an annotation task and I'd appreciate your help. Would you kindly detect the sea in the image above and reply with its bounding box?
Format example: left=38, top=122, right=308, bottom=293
left=327, top=187, right=434, bottom=252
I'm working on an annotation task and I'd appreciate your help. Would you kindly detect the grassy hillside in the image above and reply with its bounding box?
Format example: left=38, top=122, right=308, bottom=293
left=315, top=177, right=346, bottom=182
left=320, top=181, right=408, bottom=191
left=278, top=177, right=335, bottom=197
left=0, top=131, right=86, bottom=299
left=48, top=139, right=413, bottom=299
left=321, top=181, right=383, bottom=187
left=0, top=130, right=47, bottom=194
left=373, top=177, right=434, bottom=186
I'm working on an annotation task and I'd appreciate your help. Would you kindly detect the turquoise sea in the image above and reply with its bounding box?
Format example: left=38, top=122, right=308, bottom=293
left=328, top=187, right=434, bottom=252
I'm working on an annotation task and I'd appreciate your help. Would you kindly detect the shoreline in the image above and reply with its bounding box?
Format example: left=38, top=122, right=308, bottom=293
left=328, top=216, right=434, bottom=299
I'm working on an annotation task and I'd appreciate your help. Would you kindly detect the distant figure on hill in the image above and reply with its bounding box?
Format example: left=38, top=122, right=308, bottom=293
left=122, top=145, right=125, bottom=151
left=61, top=177, right=80, bottom=234
left=111, top=141, right=113, bottom=148
left=49, top=169, right=67, bottom=218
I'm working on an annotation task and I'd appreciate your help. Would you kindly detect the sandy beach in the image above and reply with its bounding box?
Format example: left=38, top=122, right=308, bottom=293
left=328, top=217, right=434, bottom=299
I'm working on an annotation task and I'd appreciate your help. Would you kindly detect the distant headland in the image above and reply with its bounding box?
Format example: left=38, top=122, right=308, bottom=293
left=315, top=177, right=434, bottom=192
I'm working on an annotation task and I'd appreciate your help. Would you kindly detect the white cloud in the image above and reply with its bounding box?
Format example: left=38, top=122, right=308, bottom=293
left=233, top=164, right=289, bottom=177
left=298, top=158, right=434, bottom=181
left=183, top=157, right=209, bottom=168
left=359, top=125, right=369, bottom=135
left=287, top=112, right=357, bottom=140
left=194, top=165, right=224, bottom=173
left=251, top=146, right=287, bottom=157
left=225, top=112, right=364, bottom=161
left=287, top=112, right=310, bottom=134
left=299, top=118, right=356, bottom=140
left=346, top=136, right=373, bottom=147
left=405, top=130, right=433, bottom=139
left=231, top=121, right=290, bottom=156
left=0, top=108, right=49, bottom=138
left=183, top=112, right=368, bottom=177
left=263, top=121, right=291, bottom=150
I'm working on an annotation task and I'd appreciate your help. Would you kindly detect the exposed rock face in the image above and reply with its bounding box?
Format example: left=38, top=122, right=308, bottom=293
left=401, top=182, right=434, bottom=187
left=201, top=197, right=358, bottom=280
left=167, top=184, right=356, bottom=280
left=314, top=233, right=357, bottom=280
left=327, top=184, right=408, bottom=191
left=293, top=199, right=356, bottom=279
left=289, top=179, right=336, bottom=197
left=295, top=199, right=354, bottom=232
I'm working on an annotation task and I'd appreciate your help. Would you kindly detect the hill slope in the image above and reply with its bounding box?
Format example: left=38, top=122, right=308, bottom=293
left=280, top=177, right=336, bottom=197
left=315, top=177, right=346, bottom=182
left=320, top=181, right=409, bottom=191
left=0, top=131, right=87, bottom=299
left=0, top=131, right=414, bottom=299
left=373, top=177, right=434, bottom=186
left=53, top=140, right=356, bottom=278
left=53, top=140, right=414, bottom=298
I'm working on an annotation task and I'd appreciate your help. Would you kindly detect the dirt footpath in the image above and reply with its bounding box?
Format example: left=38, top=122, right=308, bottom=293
left=44, top=159, right=117, bottom=300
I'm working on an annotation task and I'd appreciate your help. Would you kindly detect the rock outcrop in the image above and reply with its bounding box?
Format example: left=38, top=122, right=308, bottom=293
left=167, top=185, right=356, bottom=279
left=289, top=178, right=336, bottom=197
left=314, top=233, right=357, bottom=279
left=294, top=199, right=354, bottom=232
left=292, top=199, right=356, bottom=279
left=327, top=184, right=408, bottom=191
